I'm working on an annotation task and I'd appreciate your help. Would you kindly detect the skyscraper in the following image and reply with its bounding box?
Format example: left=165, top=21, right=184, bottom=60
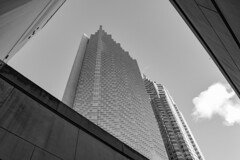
left=0, top=0, right=66, bottom=62
left=63, top=26, right=168, bottom=160
left=144, top=77, right=205, bottom=160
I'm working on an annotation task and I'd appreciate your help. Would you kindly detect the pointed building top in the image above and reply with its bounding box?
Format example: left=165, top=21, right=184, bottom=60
left=142, top=73, right=147, bottom=79
left=83, top=33, right=89, bottom=38
left=99, top=25, right=103, bottom=30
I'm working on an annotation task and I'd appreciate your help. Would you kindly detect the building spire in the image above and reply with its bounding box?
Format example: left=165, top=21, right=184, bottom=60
left=99, top=25, right=103, bottom=31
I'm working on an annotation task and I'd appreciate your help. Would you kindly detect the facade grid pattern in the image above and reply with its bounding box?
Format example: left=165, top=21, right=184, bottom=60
left=72, top=26, right=168, bottom=160
left=144, top=77, right=205, bottom=160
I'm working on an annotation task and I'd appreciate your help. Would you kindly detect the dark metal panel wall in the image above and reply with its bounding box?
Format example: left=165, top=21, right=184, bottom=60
left=170, top=0, right=240, bottom=98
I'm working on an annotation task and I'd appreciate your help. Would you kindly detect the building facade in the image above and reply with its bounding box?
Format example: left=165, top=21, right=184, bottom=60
left=63, top=26, right=168, bottom=160
left=144, top=77, right=204, bottom=160
left=0, top=0, right=66, bottom=62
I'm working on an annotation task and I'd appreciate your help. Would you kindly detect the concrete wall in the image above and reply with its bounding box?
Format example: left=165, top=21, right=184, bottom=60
left=0, top=61, right=148, bottom=160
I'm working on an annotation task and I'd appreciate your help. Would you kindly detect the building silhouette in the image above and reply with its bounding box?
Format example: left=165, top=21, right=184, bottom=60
left=0, top=0, right=66, bottom=62
left=63, top=26, right=168, bottom=160
left=144, top=77, right=205, bottom=160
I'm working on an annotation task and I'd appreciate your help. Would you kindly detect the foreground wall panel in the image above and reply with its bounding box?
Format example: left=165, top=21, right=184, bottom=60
left=170, top=0, right=240, bottom=98
left=0, top=61, right=148, bottom=160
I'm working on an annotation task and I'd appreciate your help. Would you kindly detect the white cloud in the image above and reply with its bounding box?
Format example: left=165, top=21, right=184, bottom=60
left=192, top=82, right=240, bottom=126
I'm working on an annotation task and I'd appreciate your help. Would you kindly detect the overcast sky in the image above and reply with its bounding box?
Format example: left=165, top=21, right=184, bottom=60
left=8, top=0, right=240, bottom=160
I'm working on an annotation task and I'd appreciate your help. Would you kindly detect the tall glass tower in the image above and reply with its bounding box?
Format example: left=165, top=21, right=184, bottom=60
left=63, top=26, right=168, bottom=160
left=0, top=0, right=66, bottom=62
left=144, top=77, right=205, bottom=160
